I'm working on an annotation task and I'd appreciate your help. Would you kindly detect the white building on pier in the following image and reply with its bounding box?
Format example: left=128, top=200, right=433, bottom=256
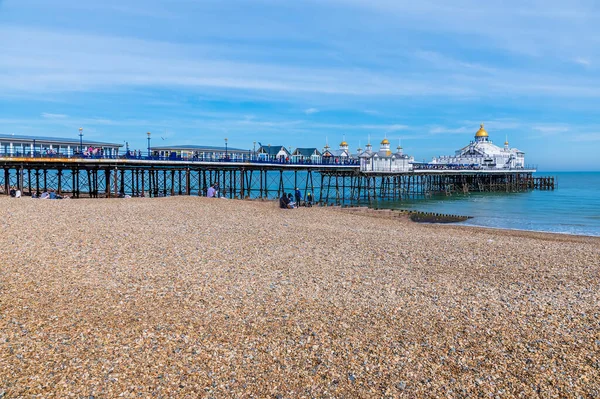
left=0, top=133, right=122, bottom=157
left=430, top=124, right=525, bottom=169
left=359, top=138, right=414, bottom=172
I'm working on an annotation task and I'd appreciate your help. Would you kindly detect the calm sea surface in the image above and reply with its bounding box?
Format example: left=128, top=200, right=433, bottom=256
left=372, top=172, right=600, bottom=237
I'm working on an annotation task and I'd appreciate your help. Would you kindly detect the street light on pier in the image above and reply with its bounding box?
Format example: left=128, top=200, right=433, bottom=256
left=147, top=132, right=151, bottom=157
left=225, top=138, right=228, bottom=160
left=253, top=141, right=256, bottom=160
left=79, top=127, right=83, bottom=154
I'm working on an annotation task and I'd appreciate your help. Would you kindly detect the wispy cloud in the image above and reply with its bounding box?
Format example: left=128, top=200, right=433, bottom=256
left=574, top=57, right=591, bottom=67
left=41, top=112, right=68, bottom=119
left=304, top=108, right=319, bottom=115
left=566, top=133, right=600, bottom=142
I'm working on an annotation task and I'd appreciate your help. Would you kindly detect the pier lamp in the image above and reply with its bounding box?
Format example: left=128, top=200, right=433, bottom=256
left=147, top=132, right=151, bottom=157
left=253, top=141, right=256, bottom=160
left=225, top=138, right=228, bottom=160
left=79, top=127, right=83, bottom=154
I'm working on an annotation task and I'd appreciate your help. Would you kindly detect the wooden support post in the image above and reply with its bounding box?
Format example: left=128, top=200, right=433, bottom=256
left=57, top=169, right=62, bottom=195
left=18, top=166, right=24, bottom=193
left=113, top=167, right=118, bottom=197
left=28, top=168, right=32, bottom=196
left=171, top=170, right=176, bottom=196
left=36, top=169, right=40, bottom=195
left=105, top=169, right=111, bottom=198
left=186, top=168, right=191, bottom=196
left=3, top=168, right=8, bottom=195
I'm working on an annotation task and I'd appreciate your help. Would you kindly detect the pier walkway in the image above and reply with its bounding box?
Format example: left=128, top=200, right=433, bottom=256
left=0, top=156, right=553, bottom=203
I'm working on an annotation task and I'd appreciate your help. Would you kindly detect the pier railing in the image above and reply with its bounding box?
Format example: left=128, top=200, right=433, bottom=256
left=0, top=152, right=360, bottom=166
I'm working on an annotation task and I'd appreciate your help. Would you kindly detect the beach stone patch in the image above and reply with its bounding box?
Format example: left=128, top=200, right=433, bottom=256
left=0, top=196, right=599, bottom=397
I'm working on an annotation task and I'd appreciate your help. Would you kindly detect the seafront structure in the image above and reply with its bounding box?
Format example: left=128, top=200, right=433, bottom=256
left=256, top=145, right=291, bottom=161
left=322, top=140, right=351, bottom=163
left=0, top=133, right=122, bottom=157
left=291, top=148, right=322, bottom=163
left=358, top=138, right=414, bottom=173
left=149, top=144, right=250, bottom=161
left=0, top=130, right=553, bottom=202
left=430, top=124, right=525, bottom=169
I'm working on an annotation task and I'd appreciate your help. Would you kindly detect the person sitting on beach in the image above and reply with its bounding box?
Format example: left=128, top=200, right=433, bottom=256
left=9, top=187, right=16, bottom=197
left=40, top=190, right=50, bottom=199
left=207, top=185, right=216, bottom=198
left=306, top=192, right=313, bottom=207
left=287, top=193, right=296, bottom=208
left=279, top=193, right=292, bottom=209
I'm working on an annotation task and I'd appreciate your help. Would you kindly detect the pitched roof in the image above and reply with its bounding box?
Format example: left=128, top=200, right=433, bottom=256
left=0, top=133, right=123, bottom=147
left=293, top=147, right=320, bottom=157
left=258, top=145, right=289, bottom=155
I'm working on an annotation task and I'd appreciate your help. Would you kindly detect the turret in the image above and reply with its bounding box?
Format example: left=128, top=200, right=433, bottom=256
left=475, top=123, right=489, bottom=142
left=380, top=137, right=390, bottom=154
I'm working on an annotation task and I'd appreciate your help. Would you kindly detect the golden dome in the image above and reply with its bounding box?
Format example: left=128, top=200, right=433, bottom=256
left=504, top=141, right=509, bottom=146
left=381, top=138, right=390, bottom=145
left=340, top=141, right=348, bottom=146
left=475, top=124, right=488, bottom=137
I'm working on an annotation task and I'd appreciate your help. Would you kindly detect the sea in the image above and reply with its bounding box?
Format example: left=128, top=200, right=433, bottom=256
left=373, top=172, right=600, bottom=237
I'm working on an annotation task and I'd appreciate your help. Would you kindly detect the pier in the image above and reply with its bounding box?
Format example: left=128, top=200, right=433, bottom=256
left=0, top=156, right=554, bottom=203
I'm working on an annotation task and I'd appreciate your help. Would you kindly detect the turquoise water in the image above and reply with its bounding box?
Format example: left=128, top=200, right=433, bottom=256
left=375, top=172, right=600, bottom=237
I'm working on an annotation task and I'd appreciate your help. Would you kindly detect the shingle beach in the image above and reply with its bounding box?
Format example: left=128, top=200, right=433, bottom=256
left=1, top=196, right=599, bottom=398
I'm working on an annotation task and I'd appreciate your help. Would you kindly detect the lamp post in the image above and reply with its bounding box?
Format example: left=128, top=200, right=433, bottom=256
left=224, top=138, right=228, bottom=160
left=253, top=141, right=256, bottom=160
left=79, top=127, right=83, bottom=154
left=147, top=132, right=151, bottom=157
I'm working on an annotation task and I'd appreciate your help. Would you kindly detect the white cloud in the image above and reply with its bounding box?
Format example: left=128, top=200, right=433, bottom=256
left=304, top=108, right=319, bottom=115
left=2, top=23, right=600, bottom=100
left=574, top=57, right=591, bottom=67
left=41, top=112, right=68, bottom=119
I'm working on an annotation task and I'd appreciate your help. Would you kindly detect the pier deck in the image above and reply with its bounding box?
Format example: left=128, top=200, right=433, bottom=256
left=0, top=156, right=554, bottom=203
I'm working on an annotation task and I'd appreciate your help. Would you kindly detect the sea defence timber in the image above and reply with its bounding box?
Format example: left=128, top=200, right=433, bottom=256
left=0, top=156, right=554, bottom=204
left=334, top=205, right=471, bottom=223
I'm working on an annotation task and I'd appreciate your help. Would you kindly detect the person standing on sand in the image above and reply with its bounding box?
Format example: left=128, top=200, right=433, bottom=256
left=294, top=188, right=302, bottom=206
left=306, top=192, right=313, bottom=207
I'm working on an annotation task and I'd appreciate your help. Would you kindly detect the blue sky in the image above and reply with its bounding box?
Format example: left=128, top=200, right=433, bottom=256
left=1, top=0, right=599, bottom=170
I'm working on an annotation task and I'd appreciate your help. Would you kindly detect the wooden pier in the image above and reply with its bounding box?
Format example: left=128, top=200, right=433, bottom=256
left=0, top=157, right=554, bottom=203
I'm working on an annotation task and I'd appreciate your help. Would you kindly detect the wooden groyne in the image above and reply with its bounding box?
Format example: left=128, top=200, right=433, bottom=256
left=335, top=205, right=471, bottom=223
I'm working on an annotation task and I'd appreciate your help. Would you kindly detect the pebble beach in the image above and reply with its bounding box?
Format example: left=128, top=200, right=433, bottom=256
left=1, top=196, right=599, bottom=398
